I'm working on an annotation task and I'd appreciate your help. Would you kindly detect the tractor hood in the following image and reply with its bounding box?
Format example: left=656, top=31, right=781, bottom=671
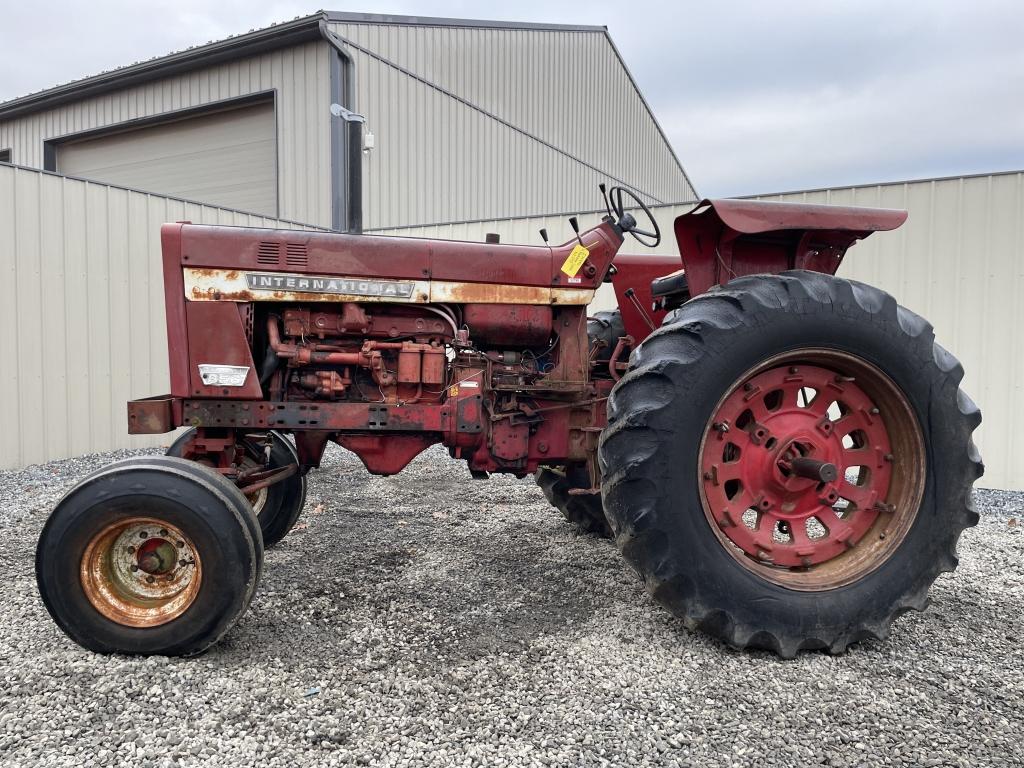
left=673, top=198, right=908, bottom=297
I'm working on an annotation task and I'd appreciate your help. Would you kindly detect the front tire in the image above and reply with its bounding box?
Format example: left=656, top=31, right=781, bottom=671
left=599, top=271, right=983, bottom=657
left=36, top=456, right=262, bottom=656
left=168, top=429, right=306, bottom=548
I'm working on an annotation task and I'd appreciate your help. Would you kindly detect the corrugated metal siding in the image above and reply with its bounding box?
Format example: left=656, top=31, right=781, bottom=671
left=330, top=21, right=696, bottom=230
left=0, top=164, right=325, bottom=469
left=0, top=41, right=332, bottom=227
left=377, top=173, right=1022, bottom=489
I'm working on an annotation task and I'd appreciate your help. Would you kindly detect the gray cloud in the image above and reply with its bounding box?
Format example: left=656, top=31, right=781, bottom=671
left=1, top=0, right=1020, bottom=197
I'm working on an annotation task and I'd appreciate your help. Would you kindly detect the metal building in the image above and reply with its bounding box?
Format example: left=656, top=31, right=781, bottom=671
left=0, top=11, right=697, bottom=232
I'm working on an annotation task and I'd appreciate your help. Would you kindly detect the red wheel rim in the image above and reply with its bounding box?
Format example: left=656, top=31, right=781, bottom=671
left=699, top=349, right=925, bottom=591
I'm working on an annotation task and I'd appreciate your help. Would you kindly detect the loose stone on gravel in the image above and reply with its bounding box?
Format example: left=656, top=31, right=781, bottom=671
left=0, top=445, right=1021, bottom=767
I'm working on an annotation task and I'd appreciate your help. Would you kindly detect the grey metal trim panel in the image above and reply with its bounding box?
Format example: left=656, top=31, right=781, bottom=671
left=0, top=14, right=324, bottom=119
left=39, top=91, right=276, bottom=148
left=322, top=16, right=359, bottom=233
left=328, top=48, right=346, bottom=231
left=0, top=148, right=10, bottom=163
left=324, top=11, right=606, bottom=32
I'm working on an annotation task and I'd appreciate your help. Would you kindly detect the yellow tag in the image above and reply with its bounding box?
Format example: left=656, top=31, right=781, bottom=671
left=448, top=385, right=459, bottom=397
left=560, top=243, right=590, bottom=278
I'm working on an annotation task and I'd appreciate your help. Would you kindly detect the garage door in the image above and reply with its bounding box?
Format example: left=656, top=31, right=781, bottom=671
left=56, top=100, right=276, bottom=216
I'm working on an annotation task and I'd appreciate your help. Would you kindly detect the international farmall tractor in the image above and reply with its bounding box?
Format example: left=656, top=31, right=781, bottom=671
left=36, top=186, right=982, bottom=658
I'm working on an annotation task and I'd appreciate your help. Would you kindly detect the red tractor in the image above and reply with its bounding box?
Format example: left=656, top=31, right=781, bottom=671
left=36, top=186, right=982, bottom=658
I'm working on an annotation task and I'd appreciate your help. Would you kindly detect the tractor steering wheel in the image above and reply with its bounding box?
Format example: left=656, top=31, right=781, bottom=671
left=608, top=186, right=661, bottom=248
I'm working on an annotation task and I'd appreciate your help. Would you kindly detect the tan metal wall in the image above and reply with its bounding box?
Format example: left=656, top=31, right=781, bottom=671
left=375, top=173, right=1023, bottom=490
left=0, top=164, right=324, bottom=469
left=0, top=41, right=332, bottom=227
left=331, top=20, right=696, bottom=230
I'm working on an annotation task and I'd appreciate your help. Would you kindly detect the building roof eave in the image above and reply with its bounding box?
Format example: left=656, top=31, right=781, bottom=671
left=323, top=11, right=606, bottom=33
left=0, top=13, right=326, bottom=121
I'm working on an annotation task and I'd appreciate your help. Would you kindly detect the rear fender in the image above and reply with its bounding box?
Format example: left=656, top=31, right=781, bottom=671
left=674, top=198, right=907, bottom=298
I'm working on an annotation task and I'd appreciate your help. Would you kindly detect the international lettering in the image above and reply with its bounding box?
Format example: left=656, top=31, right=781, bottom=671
left=245, top=273, right=415, bottom=298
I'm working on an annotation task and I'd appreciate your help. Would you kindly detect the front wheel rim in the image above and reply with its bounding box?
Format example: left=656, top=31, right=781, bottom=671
left=698, top=349, right=926, bottom=591
left=80, top=516, right=203, bottom=626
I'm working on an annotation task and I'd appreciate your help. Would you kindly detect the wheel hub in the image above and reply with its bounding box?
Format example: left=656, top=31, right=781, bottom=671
left=699, top=354, right=922, bottom=589
left=80, top=517, right=202, bottom=627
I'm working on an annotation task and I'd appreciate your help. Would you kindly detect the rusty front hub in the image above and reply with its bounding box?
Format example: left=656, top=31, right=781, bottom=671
left=80, top=517, right=202, bottom=627
left=699, top=350, right=925, bottom=590
left=245, top=487, right=268, bottom=515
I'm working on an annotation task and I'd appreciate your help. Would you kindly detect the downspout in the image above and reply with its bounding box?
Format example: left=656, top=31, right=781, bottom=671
left=318, top=18, right=362, bottom=232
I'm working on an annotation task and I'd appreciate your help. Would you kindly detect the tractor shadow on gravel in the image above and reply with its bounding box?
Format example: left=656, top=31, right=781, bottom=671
left=225, top=445, right=624, bottom=667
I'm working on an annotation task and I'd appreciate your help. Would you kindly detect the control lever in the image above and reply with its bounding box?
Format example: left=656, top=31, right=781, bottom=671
left=568, top=216, right=584, bottom=246
left=599, top=183, right=613, bottom=218
left=539, top=228, right=549, bottom=245
left=624, top=288, right=656, bottom=331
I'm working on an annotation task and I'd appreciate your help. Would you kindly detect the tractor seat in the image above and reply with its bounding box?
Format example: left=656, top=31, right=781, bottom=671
left=650, top=269, right=689, bottom=299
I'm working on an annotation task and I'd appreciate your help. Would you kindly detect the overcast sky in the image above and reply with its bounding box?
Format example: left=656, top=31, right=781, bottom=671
left=2, top=1, right=1021, bottom=197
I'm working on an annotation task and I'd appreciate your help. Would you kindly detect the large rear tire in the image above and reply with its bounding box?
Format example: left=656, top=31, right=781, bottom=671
left=599, top=271, right=983, bottom=657
left=36, top=456, right=262, bottom=656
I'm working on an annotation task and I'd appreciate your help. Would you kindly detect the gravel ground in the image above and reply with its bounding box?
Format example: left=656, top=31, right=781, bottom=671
left=1, top=445, right=1022, bottom=768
